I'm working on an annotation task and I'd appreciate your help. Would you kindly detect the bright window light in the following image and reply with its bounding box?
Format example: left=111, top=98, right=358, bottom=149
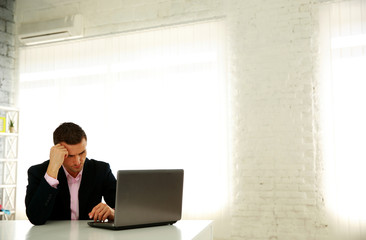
left=320, top=0, right=366, bottom=238
left=16, top=20, right=229, bottom=233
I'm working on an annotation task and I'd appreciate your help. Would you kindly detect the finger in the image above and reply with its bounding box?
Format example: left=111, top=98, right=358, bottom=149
left=89, top=203, right=107, bottom=221
left=51, top=145, right=68, bottom=157
left=58, top=144, right=69, bottom=158
left=93, top=207, right=101, bottom=222
left=54, top=144, right=65, bottom=150
left=89, top=204, right=99, bottom=219
left=108, top=208, right=115, bottom=221
left=88, top=209, right=94, bottom=219
left=100, top=207, right=110, bottom=222
left=96, top=206, right=108, bottom=222
left=101, top=210, right=109, bottom=222
left=93, top=211, right=99, bottom=222
left=94, top=205, right=106, bottom=222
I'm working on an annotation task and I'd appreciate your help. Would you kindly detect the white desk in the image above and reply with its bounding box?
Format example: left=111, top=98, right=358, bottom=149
left=0, top=220, right=213, bottom=240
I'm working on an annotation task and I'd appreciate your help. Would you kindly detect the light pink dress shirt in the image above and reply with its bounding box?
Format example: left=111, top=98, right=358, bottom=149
left=44, top=167, right=83, bottom=220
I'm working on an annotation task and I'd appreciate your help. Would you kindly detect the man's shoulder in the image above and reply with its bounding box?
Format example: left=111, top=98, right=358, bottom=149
left=27, top=160, right=50, bottom=177
left=28, top=160, right=50, bottom=171
left=85, top=159, right=111, bottom=170
left=83, top=159, right=113, bottom=179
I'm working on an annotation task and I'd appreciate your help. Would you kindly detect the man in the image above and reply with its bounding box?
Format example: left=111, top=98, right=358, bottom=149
left=25, top=122, right=116, bottom=225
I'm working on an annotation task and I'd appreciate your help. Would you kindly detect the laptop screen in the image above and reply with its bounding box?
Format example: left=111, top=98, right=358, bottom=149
left=114, top=169, right=184, bottom=227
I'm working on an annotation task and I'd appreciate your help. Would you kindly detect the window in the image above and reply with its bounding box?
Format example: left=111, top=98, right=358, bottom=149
left=319, top=1, right=366, bottom=238
left=16, top=20, right=229, bottom=236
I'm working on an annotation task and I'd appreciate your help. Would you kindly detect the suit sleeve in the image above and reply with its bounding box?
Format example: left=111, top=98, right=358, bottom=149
left=102, top=164, right=116, bottom=208
left=25, top=166, right=59, bottom=225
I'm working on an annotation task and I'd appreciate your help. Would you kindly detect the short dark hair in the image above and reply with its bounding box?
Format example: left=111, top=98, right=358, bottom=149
left=53, top=122, right=87, bottom=145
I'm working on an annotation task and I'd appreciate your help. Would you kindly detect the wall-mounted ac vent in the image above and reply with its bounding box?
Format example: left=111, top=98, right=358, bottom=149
left=18, top=15, right=83, bottom=45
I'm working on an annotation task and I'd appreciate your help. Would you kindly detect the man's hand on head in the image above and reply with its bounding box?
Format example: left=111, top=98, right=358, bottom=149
left=89, top=203, right=115, bottom=222
left=47, top=144, right=68, bottom=179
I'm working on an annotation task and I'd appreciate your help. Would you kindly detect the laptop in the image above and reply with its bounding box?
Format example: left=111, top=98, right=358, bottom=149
left=88, top=169, right=184, bottom=230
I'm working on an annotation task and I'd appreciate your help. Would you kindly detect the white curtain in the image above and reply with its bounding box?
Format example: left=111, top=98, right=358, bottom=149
left=319, top=1, right=366, bottom=239
left=16, top=20, right=230, bottom=238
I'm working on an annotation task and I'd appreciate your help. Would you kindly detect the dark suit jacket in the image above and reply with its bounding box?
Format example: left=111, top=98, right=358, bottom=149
left=25, top=158, right=116, bottom=225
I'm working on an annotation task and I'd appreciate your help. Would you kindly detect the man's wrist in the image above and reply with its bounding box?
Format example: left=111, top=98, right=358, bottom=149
left=46, top=164, right=60, bottom=179
left=44, top=172, right=59, bottom=188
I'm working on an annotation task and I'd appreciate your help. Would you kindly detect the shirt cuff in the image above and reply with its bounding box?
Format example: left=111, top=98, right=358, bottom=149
left=44, top=172, right=59, bottom=188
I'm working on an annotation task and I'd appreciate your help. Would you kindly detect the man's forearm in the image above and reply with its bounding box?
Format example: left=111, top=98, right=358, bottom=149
left=25, top=178, right=58, bottom=225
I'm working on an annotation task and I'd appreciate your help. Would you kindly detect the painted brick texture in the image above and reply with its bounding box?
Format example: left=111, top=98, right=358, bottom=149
left=14, top=0, right=329, bottom=239
left=227, top=1, right=328, bottom=239
left=0, top=0, right=15, bottom=106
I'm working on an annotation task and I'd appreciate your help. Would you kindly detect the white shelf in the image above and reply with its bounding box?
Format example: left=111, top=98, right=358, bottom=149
left=0, top=132, right=18, bottom=137
left=0, top=184, right=16, bottom=188
left=0, top=211, right=15, bottom=216
left=0, top=106, right=19, bottom=112
left=0, top=158, right=17, bottom=162
left=0, top=212, right=12, bottom=215
left=0, top=106, right=19, bottom=221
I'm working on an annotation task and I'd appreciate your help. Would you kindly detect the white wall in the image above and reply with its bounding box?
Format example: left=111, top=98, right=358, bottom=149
left=0, top=0, right=16, bottom=106
left=14, top=0, right=328, bottom=239
left=226, top=1, right=328, bottom=239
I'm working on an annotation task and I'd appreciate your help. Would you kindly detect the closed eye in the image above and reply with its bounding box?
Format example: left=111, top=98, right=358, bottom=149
left=67, top=150, right=86, bottom=158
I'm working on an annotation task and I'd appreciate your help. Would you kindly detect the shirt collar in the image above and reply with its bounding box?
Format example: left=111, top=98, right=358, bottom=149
left=62, top=165, right=83, bottom=182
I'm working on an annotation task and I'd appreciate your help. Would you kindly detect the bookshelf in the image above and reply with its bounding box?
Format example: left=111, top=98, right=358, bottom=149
left=0, top=106, right=19, bottom=220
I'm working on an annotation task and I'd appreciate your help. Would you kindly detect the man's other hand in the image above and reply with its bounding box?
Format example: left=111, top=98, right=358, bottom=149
left=88, top=203, right=115, bottom=222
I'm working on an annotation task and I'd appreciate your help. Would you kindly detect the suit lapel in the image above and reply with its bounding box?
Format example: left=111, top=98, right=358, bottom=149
left=57, top=167, right=71, bottom=218
left=78, top=159, right=93, bottom=217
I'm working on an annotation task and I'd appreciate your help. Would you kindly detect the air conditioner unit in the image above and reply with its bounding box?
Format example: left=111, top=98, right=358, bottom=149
left=18, top=14, right=83, bottom=45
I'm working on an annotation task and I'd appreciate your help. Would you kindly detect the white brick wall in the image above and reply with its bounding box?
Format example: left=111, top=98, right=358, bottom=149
left=226, top=0, right=328, bottom=239
left=0, top=0, right=15, bottom=106
left=14, top=0, right=329, bottom=239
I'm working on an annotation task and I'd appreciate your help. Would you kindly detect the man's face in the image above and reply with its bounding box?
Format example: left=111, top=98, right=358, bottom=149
left=61, top=138, right=87, bottom=178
